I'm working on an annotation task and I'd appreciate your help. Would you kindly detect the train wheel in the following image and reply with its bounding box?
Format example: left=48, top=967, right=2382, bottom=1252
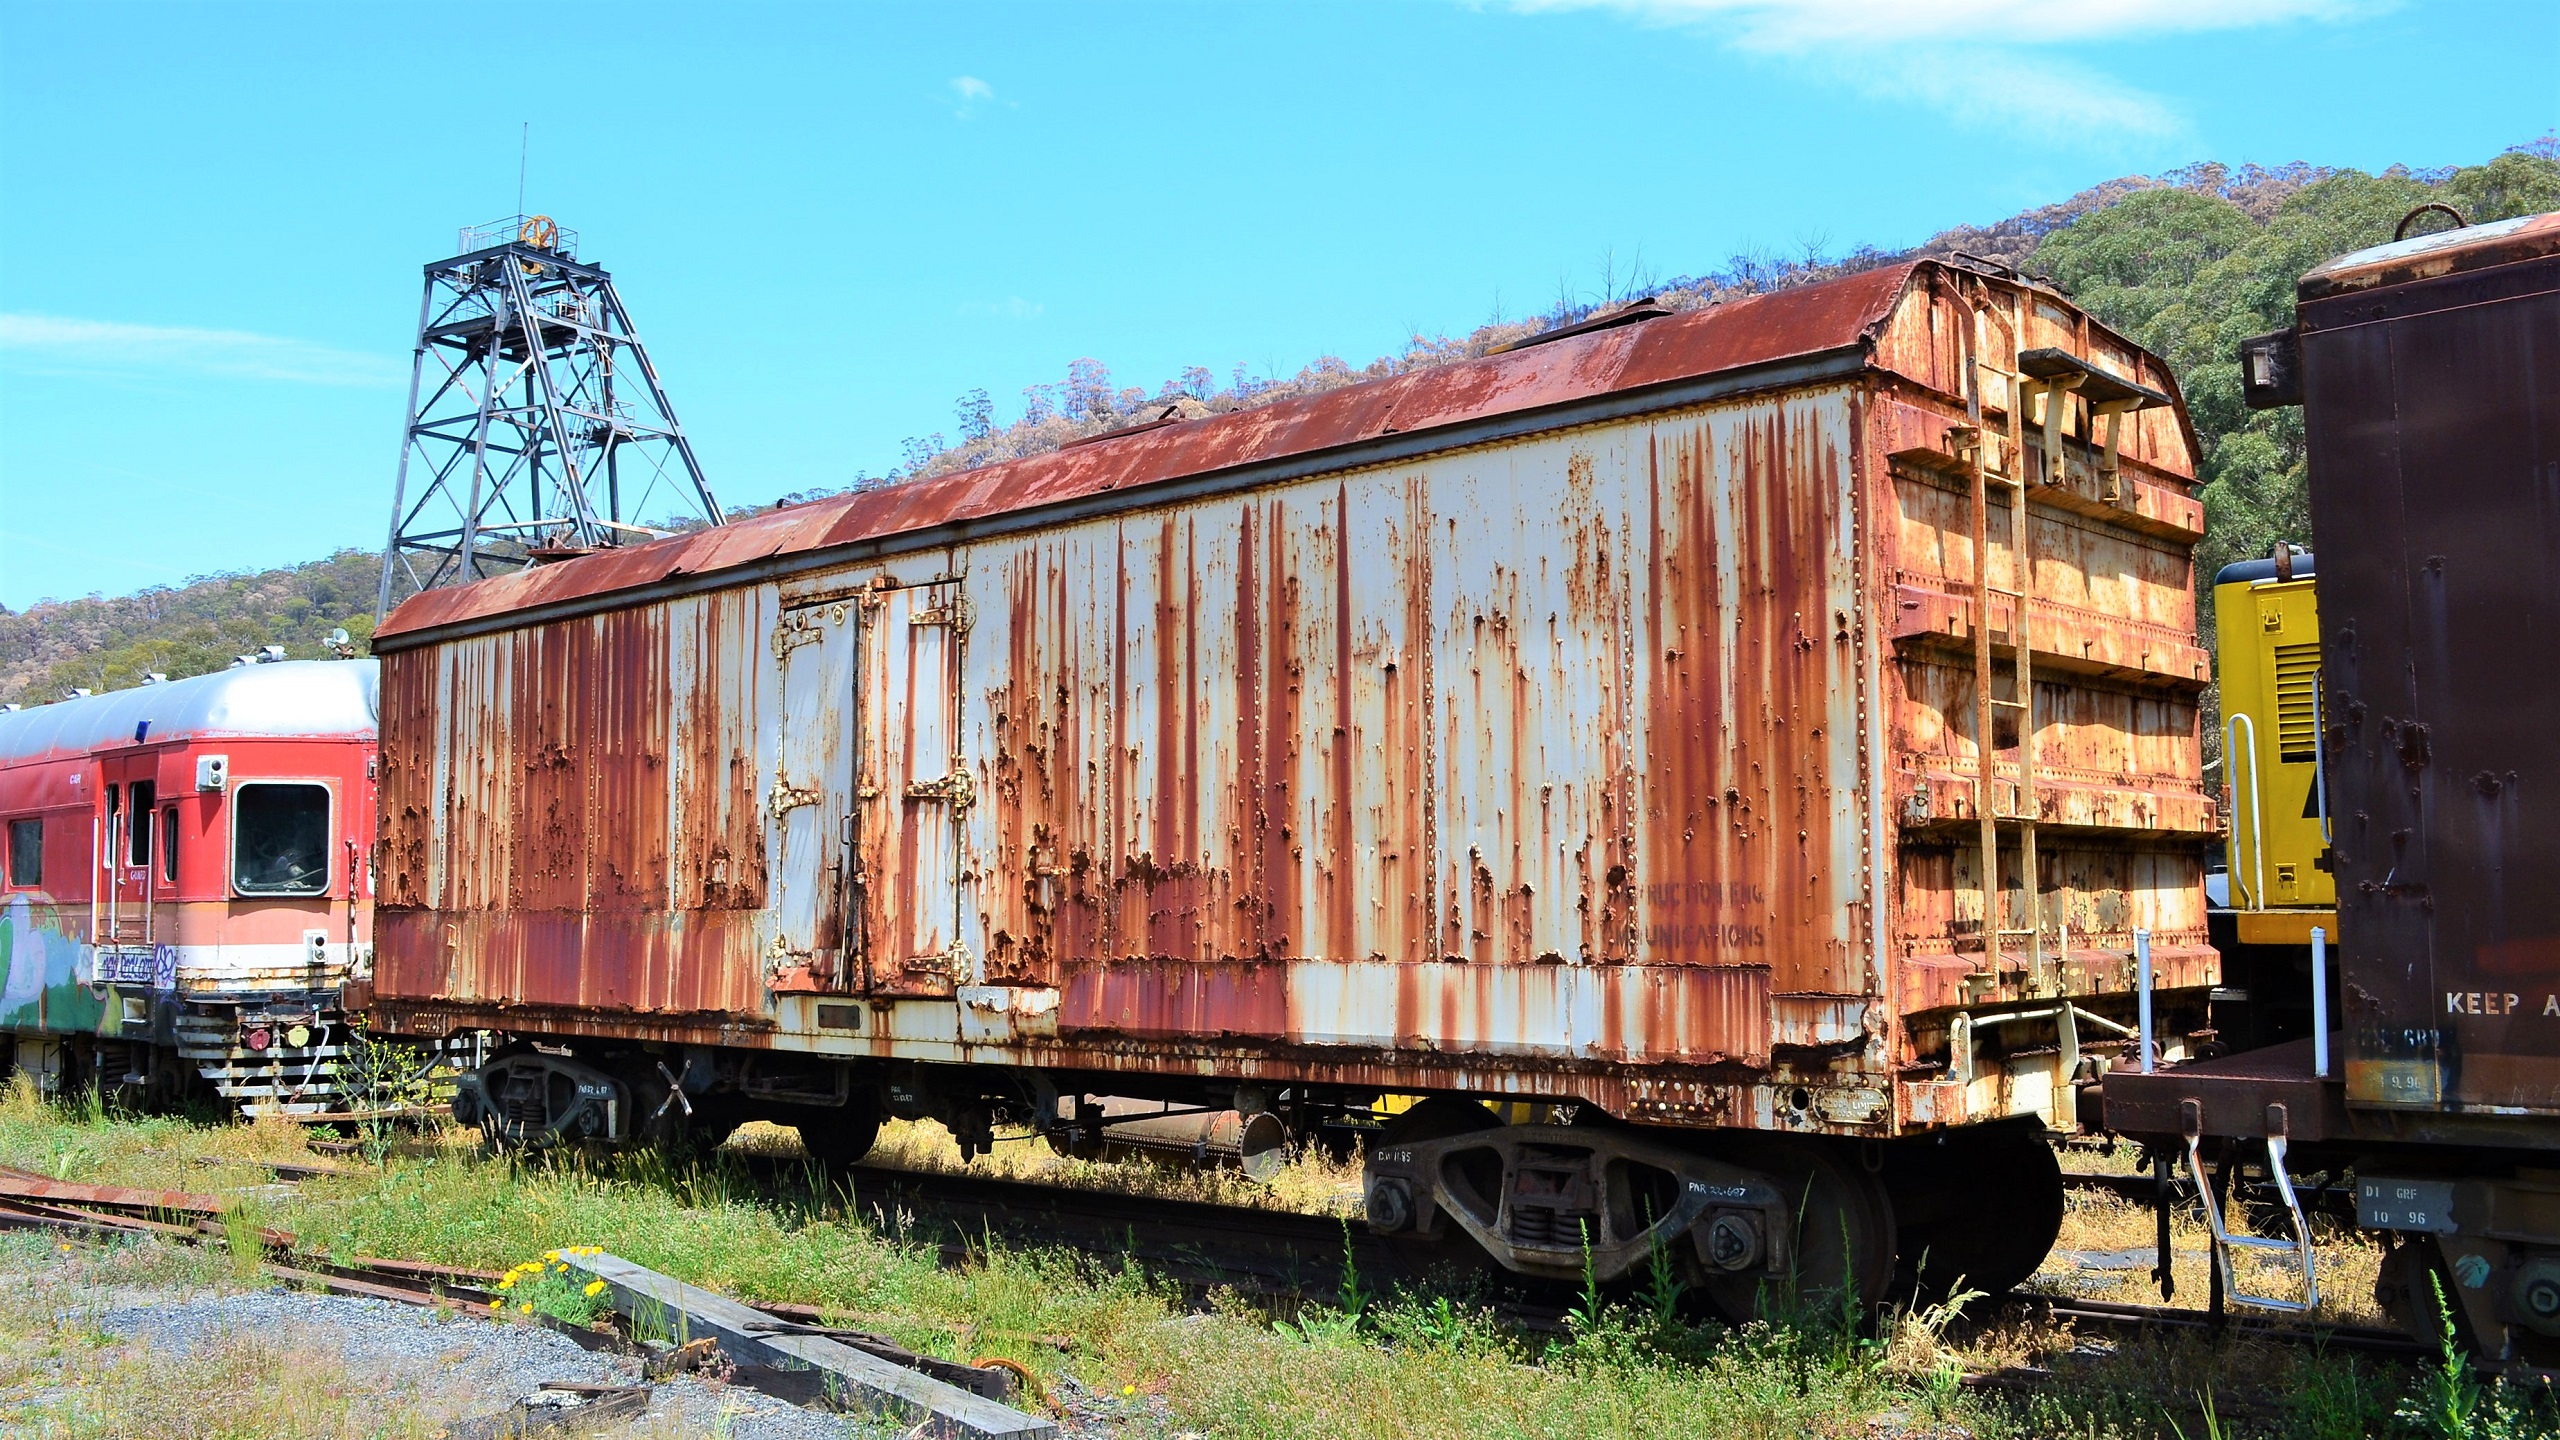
left=1700, top=1137, right=1896, bottom=1328
left=1369, top=1098, right=1506, bottom=1291
left=796, top=1094, right=883, bottom=1171
left=1880, top=1120, right=2064, bottom=1303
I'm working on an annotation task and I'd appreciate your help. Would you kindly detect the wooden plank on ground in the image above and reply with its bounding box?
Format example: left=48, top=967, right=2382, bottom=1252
left=567, top=1251, right=1055, bottom=1440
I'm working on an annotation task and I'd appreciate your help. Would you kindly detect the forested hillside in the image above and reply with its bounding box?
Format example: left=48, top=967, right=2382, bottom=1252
left=5, top=143, right=2552, bottom=709
left=0, top=550, right=386, bottom=707
left=2032, top=148, right=2558, bottom=584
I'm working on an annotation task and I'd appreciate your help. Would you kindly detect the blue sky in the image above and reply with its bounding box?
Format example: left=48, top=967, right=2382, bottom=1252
left=1, top=1, right=2551, bottom=610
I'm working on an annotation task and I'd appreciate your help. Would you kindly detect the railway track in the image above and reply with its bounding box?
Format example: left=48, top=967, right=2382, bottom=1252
left=0, top=1165, right=515, bottom=1316
left=820, top=1159, right=2421, bottom=1355
left=2024, top=1295, right=2419, bottom=1357
left=2, top=1154, right=2424, bottom=1363
left=0, top=1168, right=1042, bottom=1432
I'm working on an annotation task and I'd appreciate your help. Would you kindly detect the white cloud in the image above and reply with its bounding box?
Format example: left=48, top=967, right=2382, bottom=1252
left=948, top=74, right=1009, bottom=119
left=0, top=313, right=404, bottom=388
left=1493, top=0, right=2375, bottom=136
left=960, top=296, right=1045, bottom=321
left=1795, top=39, right=2181, bottom=137
left=1508, top=0, right=2357, bottom=47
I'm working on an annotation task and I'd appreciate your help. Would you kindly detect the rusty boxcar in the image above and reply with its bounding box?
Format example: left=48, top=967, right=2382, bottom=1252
left=367, top=256, right=2214, bottom=1312
left=2109, top=210, right=2560, bottom=1366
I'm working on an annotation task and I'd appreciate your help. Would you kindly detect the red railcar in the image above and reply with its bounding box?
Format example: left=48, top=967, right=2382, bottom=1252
left=370, top=257, right=2214, bottom=1311
left=0, top=660, right=380, bottom=1112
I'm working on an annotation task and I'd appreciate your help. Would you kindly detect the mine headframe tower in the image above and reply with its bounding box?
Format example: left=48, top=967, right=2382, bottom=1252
left=377, top=215, right=721, bottom=616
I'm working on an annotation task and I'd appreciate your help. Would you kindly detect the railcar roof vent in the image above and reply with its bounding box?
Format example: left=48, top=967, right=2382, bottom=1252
left=1061, top=397, right=1216, bottom=450
left=1486, top=297, right=1675, bottom=355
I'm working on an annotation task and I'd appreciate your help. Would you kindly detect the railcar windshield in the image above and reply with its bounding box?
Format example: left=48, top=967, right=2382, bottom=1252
left=232, top=783, right=330, bottom=895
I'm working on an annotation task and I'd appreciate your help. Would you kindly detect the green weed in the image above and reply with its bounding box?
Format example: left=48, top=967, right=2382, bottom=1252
left=5, top=1094, right=2532, bottom=1440
left=1638, top=1202, right=1688, bottom=1331
left=487, top=1246, right=611, bottom=1326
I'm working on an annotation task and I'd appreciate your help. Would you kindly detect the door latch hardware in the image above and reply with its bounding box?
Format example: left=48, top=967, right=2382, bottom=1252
left=767, top=776, right=822, bottom=818
left=908, top=596, right=976, bottom=634
left=904, top=766, right=975, bottom=810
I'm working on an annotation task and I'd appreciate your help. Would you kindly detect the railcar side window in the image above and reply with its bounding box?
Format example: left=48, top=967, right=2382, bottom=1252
left=161, top=806, right=179, bottom=883
left=231, top=783, right=331, bottom=896
left=5, top=818, right=38, bottom=887
left=129, top=781, right=155, bottom=868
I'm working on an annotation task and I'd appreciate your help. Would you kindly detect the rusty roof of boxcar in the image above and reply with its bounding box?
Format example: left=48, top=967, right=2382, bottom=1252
left=378, top=259, right=1982, bottom=647
left=2300, top=210, right=2560, bottom=301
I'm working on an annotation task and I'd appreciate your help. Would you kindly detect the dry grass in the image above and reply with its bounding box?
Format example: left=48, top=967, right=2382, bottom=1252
left=9, top=1324, right=457, bottom=1440
left=2029, top=1180, right=2388, bottom=1328
left=742, top=1116, right=1369, bottom=1217
left=0, top=1229, right=457, bottom=1440
left=0, top=1217, right=872, bottom=1440
left=2, top=1078, right=2519, bottom=1439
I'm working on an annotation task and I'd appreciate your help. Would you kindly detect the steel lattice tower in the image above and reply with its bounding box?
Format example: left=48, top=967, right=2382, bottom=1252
left=378, top=216, right=721, bottom=615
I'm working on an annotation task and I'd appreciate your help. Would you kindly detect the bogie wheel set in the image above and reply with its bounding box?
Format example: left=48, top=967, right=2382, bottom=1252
left=1365, top=1100, right=2063, bottom=1326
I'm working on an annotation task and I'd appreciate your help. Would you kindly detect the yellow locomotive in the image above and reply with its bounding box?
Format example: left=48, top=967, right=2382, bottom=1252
left=2208, top=544, right=2339, bottom=1051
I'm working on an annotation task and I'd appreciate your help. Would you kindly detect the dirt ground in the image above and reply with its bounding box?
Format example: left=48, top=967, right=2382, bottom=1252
left=0, top=1233, right=1180, bottom=1439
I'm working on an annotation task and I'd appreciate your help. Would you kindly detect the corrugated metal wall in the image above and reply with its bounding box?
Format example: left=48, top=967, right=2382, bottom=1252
left=372, top=264, right=2217, bottom=1134
left=377, top=589, right=773, bottom=1019
left=954, top=395, right=1863, bottom=1068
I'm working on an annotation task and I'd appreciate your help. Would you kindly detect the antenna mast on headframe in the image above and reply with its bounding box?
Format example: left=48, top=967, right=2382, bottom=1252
left=377, top=215, right=722, bottom=617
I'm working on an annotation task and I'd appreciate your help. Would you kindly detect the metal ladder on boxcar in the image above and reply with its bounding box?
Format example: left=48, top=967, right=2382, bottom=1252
left=1953, top=292, right=2052, bottom=992
left=1953, top=288, right=2178, bottom=1029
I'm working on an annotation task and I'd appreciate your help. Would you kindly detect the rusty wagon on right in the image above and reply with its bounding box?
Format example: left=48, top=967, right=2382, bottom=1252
left=2107, top=209, right=2560, bottom=1369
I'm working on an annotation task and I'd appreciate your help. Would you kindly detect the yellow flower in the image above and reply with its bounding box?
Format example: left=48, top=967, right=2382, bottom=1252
left=518, top=1303, right=534, bottom=1315
left=583, top=1280, right=606, bottom=1297
left=488, top=1298, right=501, bottom=1310
left=555, top=1263, right=569, bottom=1273
left=542, top=1250, right=559, bottom=1262
left=1121, top=1385, right=1136, bottom=1397
left=497, top=1275, right=515, bottom=1290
